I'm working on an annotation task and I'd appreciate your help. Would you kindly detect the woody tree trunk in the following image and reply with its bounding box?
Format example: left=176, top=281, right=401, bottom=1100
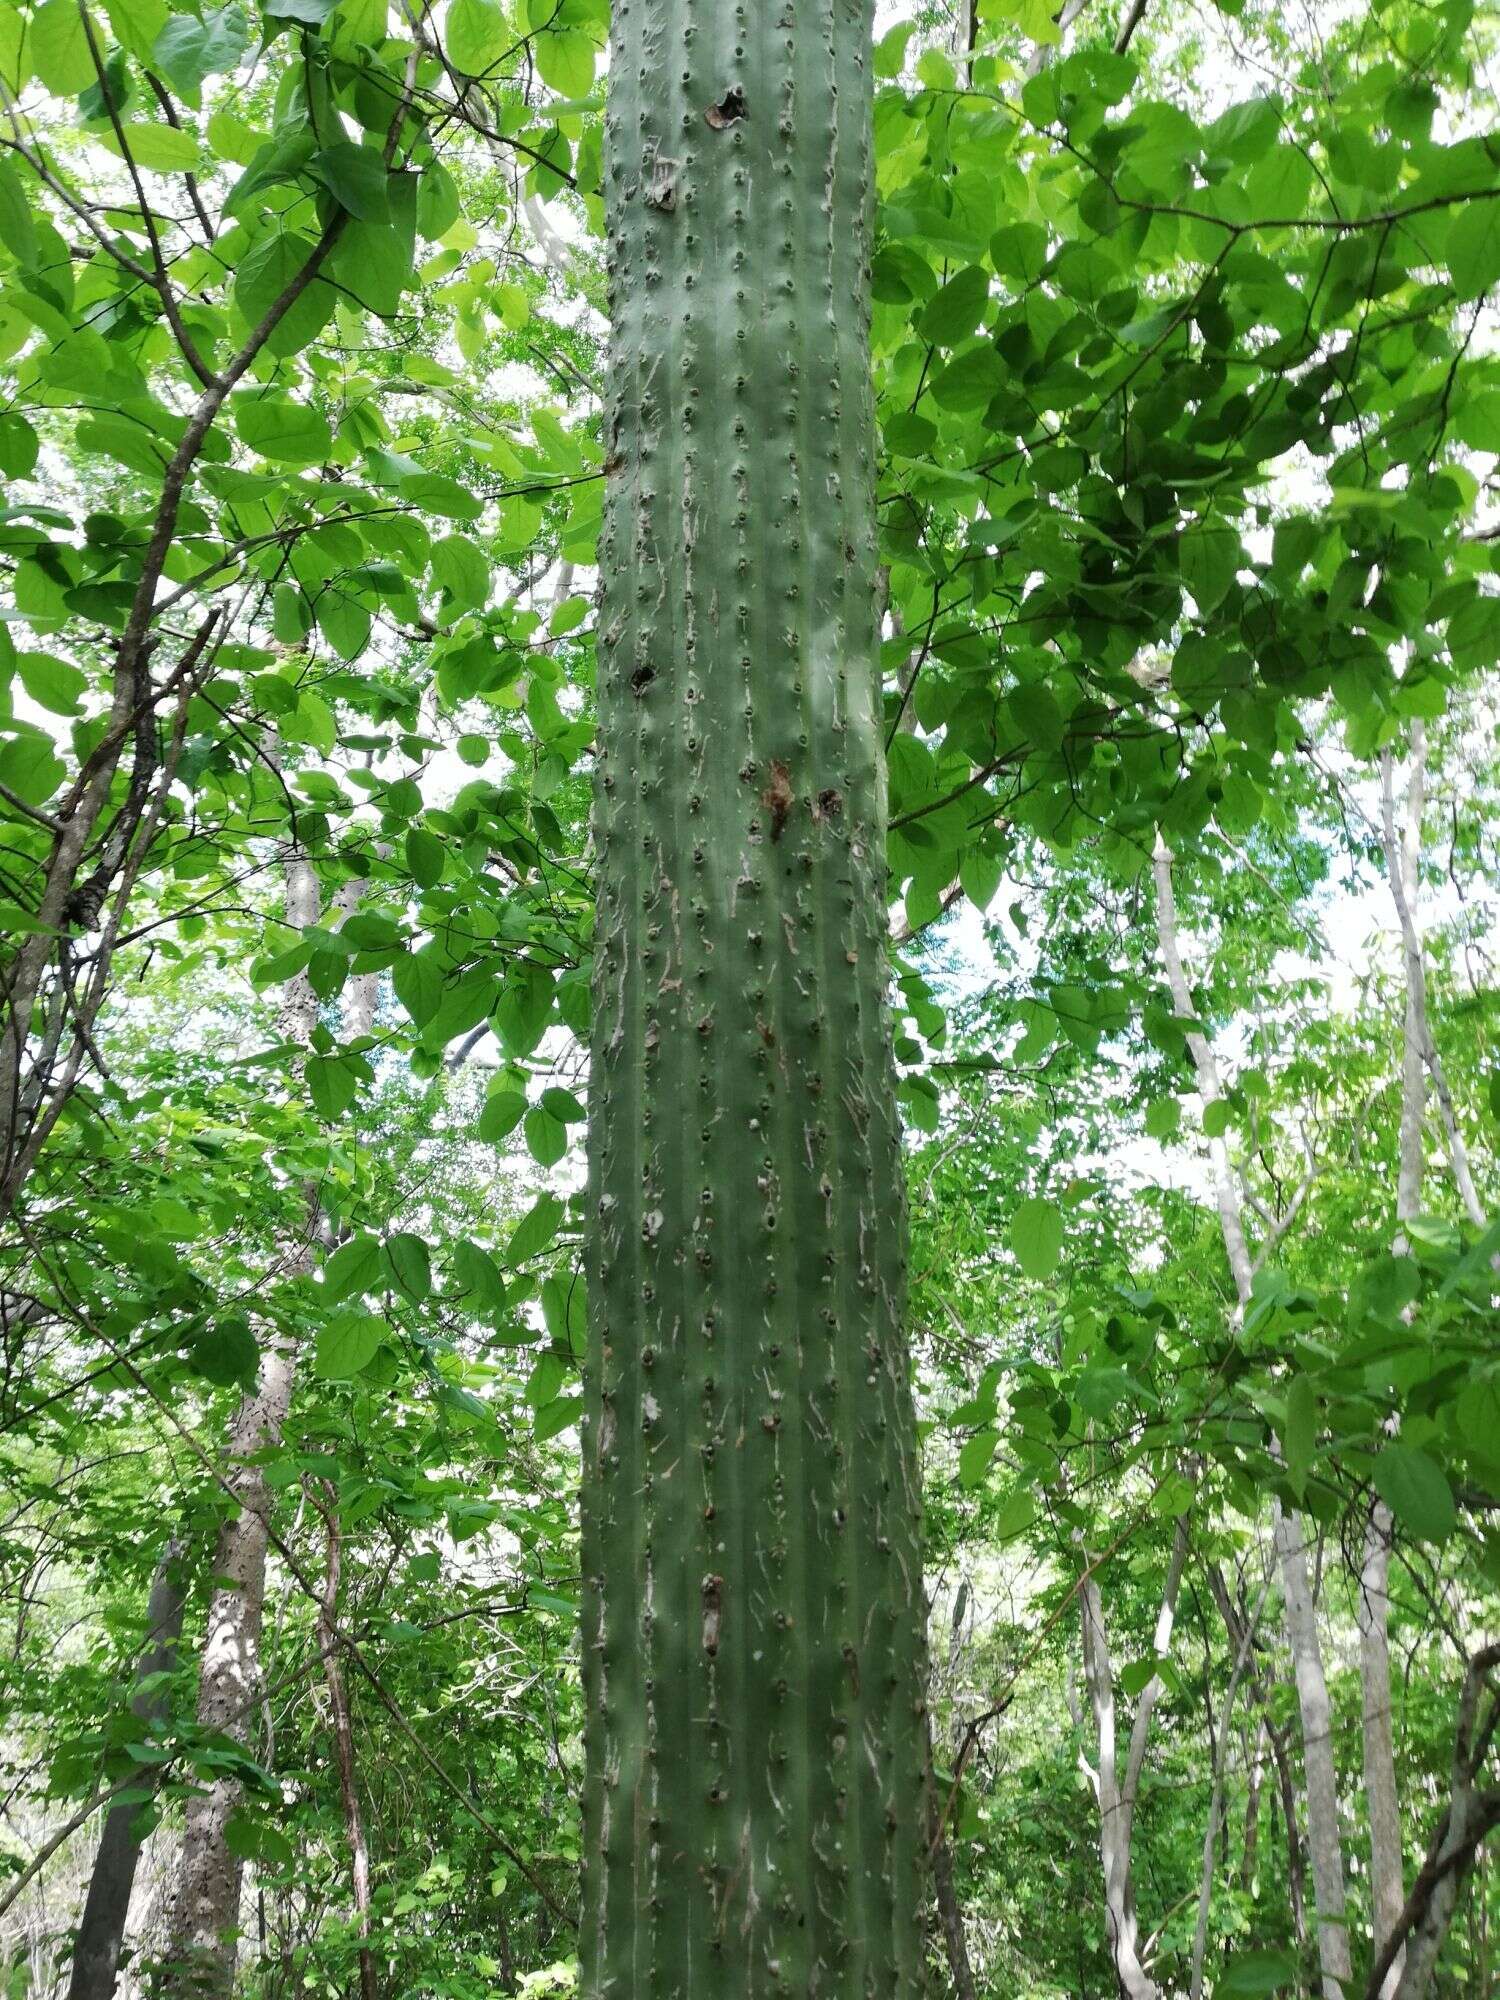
left=69, top=1541, right=187, bottom=2000
left=156, top=835, right=326, bottom=1997
left=580, top=4, right=929, bottom=1997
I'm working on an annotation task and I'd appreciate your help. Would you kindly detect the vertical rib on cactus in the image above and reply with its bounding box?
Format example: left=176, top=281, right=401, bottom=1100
left=581, top=3, right=927, bottom=1994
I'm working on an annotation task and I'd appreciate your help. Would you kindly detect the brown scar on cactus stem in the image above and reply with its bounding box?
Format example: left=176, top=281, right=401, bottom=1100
left=762, top=759, right=793, bottom=840
left=812, top=788, right=843, bottom=822
left=701, top=1573, right=724, bottom=1655
left=704, top=86, right=747, bottom=129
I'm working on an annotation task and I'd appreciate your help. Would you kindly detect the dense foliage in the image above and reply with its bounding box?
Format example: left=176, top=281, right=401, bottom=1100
left=0, top=0, right=1496, bottom=1994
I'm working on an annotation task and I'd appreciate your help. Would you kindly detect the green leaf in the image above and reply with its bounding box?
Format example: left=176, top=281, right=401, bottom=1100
left=404, top=828, right=445, bottom=889
left=151, top=4, right=248, bottom=96
left=451, top=1240, right=507, bottom=1312
left=329, top=0, right=385, bottom=44
left=307, top=141, right=390, bottom=221
left=232, top=230, right=336, bottom=358
left=1179, top=520, right=1241, bottom=612
left=224, top=1812, right=295, bottom=1868
left=445, top=0, right=508, bottom=75
left=507, top=1193, right=564, bottom=1266
left=384, top=1231, right=432, bottom=1301
left=17, top=652, right=85, bottom=717
left=0, top=160, right=37, bottom=265
left=263, top=0, right=337, bottom=22
left=1116, top=1657, right=1154, bottom=1698
left=75, top=414, right=171, bottom=480
left=534, top=25, right=593, bottom=97
left=0, top=731, right=66, bottom=806
left=1284, top=1374, right=1315, bottom=1499
left=1011, top=1196, right=1064, bottom=1281
left=1203, top=1098, right=1231, bottom=1139
left=988, top=221, right=1049, bottom=286
left=958, top=1429, right=998, bottom=1490
left=417, top=159, right=460, bottom=238
left=392, top=947, right=445, bottom=1029
left=541, top=1273, right=586, bottom=1353
left=188, top=1315, right=258, bottom=1388
left=996, top=0, right=1061, bottom=43
left=306, top=1052, right=358, bottom=1120
left=431, top=534, right=491, bottom=613
left=101, top=122, right=200, bottom=172
left=329, top=171, right=416, bottom=316
left=524, top=1105, right=567, bottom=1167
left=494, top=963, right=553, bottom=1055
left=534, top=1394, right=582, bottom=1442
left=917, top=265, right=990, bottom=347
left=1447, top=200, right=1500, bottom=301
left=959, top=848, right=1002, bottom=912
left=399, top=470, right=482, bottom=523
left=31, top=0, right=95, bottom=93
left=322, top=1233, right=383, bottom=1303
left=233, top=390, right=331, bottom=464
left=103, top=0, right=169, bottom=62
left=1349, top=1253, right=1421, bottom=1324
left=525, top=1349, right=565, bottom=1410
left=993, top=1488, right=1037, bottom=1539
left=1372, top=1444, right=1456, bottom=1543
left=1144, top=1097, right=1180, bottom=1141
left=478, top=1091, right=526, bottom=1143
left=1077, top=1366, right=1130, bottom=1419
left=314, top=1310, right=385, bottom=1380
left=540, top=1086, right=584, bottom=1124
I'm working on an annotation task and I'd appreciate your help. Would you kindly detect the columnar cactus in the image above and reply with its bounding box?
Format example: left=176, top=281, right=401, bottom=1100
left=581, top=3, right=929, bottom=1995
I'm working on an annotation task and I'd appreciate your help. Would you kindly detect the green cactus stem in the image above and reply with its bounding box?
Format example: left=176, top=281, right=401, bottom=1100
left=580, top=2, right=928, bottom=1994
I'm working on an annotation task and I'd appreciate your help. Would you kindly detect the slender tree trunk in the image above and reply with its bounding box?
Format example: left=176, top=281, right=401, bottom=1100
left=1190, top=1577, right=1271, bottom=2000
left=928, top=1750, right=978, bottom=2000
left=156, top=1337, right=301, bottom=1995
left=1379, top=725, right=1486, bottom=1231
left=1375, top=1644, right=1500, bottom=2000
left=1155, top=841, right=1349, bottom=1999
left=155, top=841, right=321, bottom=1997
left=1152, top=839, right=1255, bottom=1306
left=1266, top=1713, right=1310, bottom=1945
left=1078, top=1572, right=1158, bottom=2000
left=1272, top=1508, right=1351, bottom=1999
left=312, top=1485, right=378, bottom=2000
left=1120, top=1519, right=1190, bottom=1863
left=1358, top=1506, right=1404, bottom=2000
left=69, top=1543, right=187, bottom=2000
left=1354, top=731, right=1435, bottom=1998
left=579, top=7, right=928, bottom=1994
left=1207, top=1566, right=1307, bottom=1943
left=1073, top=1512, right=1190, bottom=2000
left=1241, top=1717, right=1266, bottom=1889
left=1367, top=734, right=1494, bottom=2000
left=929, top=1603, right=978, bottom=2000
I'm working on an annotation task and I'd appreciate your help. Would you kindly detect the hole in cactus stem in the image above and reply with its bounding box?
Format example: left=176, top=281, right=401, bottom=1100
left=761, top=758, right=793, bottom=840
left=704, top=86, right=747, bottom=129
